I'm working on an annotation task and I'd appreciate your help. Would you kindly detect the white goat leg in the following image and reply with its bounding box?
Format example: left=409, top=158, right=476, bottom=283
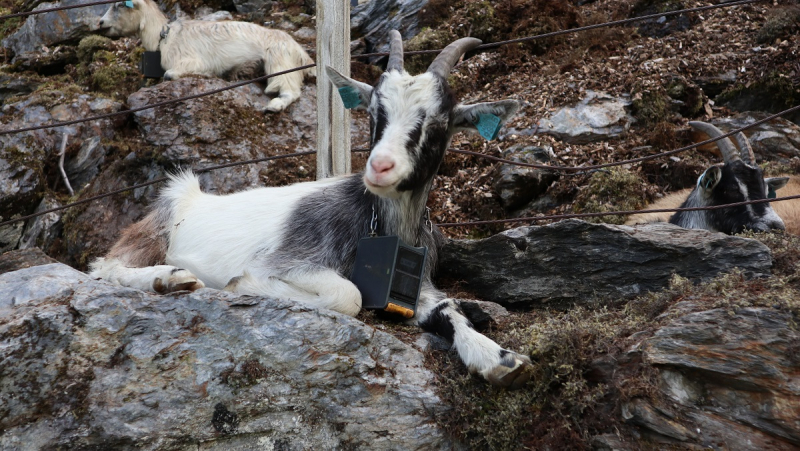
left=90, top=257, right=204, bottom=293
left=414, top=286, right=533, bottom=389
left=224, top=267, right=362, bottom=317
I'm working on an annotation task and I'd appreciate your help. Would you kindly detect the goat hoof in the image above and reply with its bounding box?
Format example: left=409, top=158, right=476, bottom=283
left=153, top=269, right=205, bottom=294
left=485, top=352, right=533, bottom=390
left=265, top=98, right=286, bottom=113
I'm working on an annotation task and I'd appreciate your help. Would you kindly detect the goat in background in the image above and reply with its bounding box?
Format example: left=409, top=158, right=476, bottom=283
left=97, top=0, right=315, bottom=112
left=626, top=121, right=799, bottom=234
left=90, top=31, right=533, bottom=389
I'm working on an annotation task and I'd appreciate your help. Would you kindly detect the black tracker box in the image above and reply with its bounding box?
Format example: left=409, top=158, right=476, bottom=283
left=139, top=51, right=166, bottom=78
left=350, top=236, right=427, bottom=318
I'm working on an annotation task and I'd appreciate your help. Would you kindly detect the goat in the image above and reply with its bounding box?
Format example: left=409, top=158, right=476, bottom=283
left=97, top=0, right=315, bottom=112
left=89, top=32, right=533, bottom=388
left=626, top=121, right=796, bottom=234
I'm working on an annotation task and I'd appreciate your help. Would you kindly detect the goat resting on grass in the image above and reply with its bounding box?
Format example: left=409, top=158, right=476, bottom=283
left=97, top=0, right=315, bottom=112
left=626, top=121, right=798, bottom=234
left=90, top=32, right=533, bottom=388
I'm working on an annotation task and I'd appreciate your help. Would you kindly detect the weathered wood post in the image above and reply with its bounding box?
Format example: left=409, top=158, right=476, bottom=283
left=316, top=0, right=352, bottom=179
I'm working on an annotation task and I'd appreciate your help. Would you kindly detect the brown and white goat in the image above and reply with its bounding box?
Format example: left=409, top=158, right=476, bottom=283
left=626, top=121, right=798, bottom=234
left=89, top=32, right=533, bottom=388
left=97, top=0, right=315, bottom=112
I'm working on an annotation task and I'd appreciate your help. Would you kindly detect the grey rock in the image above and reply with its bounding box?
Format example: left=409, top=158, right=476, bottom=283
left=0, top=247, right=58, bottom=275
left=65, top=135, right=106, bottom=189
left=437, top=220, right=772, bottom=308
left=0, top=263, right=454, bottom=450
left=18, top=195, right=62, bottom=251
left=0, top=74, right=41, bottom=104
left=3, top=0, right=109, bottom=60
left=621, top=398, right=697, bottom=442
left=708, top=112, right=800, bottom=163
left=232, top=0, right=273, bottom=14
left=529, top=91, right=636, bottom=144
left=492, top=145, right=559, bottom=211
left=0, top=91, right=122, bottom=255
left=642, top=307, right=800, bottom=448
left=351, top=0, right=428, bottom=56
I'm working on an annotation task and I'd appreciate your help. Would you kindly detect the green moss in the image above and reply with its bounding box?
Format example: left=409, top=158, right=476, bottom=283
left=717, top=72, right=800, bottom=120
left=573, top=168, right=648, bottom=224
left=404, top=28, right=457, bottom=75
left=92, top=65, right=130, bottom=92
left=0, top=7, right=21, bottom=41
left=77, top=35, right=112, bottom=63
left=756, top=6, right=800, bottom=44
left=631, top=86, right=671, bottom=126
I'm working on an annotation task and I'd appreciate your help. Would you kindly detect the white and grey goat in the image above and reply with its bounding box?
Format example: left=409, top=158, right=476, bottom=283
left=626, top=121, right=799, bottom=234
left=89, top=32, right=533, bottom=388
left=97, top=0, right=315, bottom=112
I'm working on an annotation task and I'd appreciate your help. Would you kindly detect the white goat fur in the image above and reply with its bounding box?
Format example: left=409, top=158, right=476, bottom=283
left=626, top=175, right=800, bottom=235
left=90, top=34, right=533, bottom=389
left=98, top=0, right=315, bottom=112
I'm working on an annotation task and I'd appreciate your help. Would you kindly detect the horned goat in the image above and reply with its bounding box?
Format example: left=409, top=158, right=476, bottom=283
left=89, top=32, right=533, bottom=388
left=97, top=0, right=315, bottom=112
left=626, top=121, right=798, bottom=234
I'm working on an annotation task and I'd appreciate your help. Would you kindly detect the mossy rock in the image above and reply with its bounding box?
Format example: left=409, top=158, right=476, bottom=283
left=404, top=28, right=457, bottom=75
left=756, top=6, right=800, bottom=44
left=573, top=168, right=648, bottom=224
left=77, top=35, right=113, bottom=64
left=716, top=73, right=800, bottom=124
left=631, top=86, right=671, bottom=126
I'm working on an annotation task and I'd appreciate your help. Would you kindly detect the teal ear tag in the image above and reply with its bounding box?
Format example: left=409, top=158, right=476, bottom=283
left=337, top=86, right=361, bottom=109
left=474, top=114, right=502, bottom=141
left=124, top=0, right=134, bottom=7
left=768, top=188, right=776, bottom=199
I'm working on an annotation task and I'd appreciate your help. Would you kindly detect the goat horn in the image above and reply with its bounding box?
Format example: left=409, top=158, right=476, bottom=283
left=386, top=30, right=404, bottom=72
left=732, top=131, right=756, bottom=164
left=688, top=121, right=740, bottom=164
left=427, top=37, right=482, bottom=78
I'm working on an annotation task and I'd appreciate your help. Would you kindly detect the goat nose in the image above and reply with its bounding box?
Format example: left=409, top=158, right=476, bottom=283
left=370, top=156, right=395, bottom=175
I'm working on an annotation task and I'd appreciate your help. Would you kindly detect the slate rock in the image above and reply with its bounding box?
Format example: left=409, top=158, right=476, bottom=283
left=3, top=0, right=109, bottom=60
left=0, top=263, right=454, bottom=450
left=705, top=111, right=800, bottom=163
left=528, top=91, right=636, bottom=144
left=437, top=220, right=772, bottom=308
left=641, top=307, right=800, bottom=449
left=351, top=0, right=428, bottom=57
left=492, top=145, right=559, bottom=211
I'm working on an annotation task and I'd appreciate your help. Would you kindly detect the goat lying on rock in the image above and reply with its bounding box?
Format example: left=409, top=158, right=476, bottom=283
left=90, top=32, right=533, bottom=388
left=97, top=0, right=315, bottom=112
left=626, top=121, right=798, bottom=234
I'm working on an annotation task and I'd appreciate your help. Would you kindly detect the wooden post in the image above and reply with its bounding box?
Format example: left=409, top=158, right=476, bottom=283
left=316, top=0, right=351, bottom=179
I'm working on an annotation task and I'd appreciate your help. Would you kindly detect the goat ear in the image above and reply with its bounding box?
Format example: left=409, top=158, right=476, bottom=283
left=325, top=66, right=372, bottom=110
left=766, top=177, right=789, bottom=198
left=451, top=100, right=520, bottom=140
left=697, top=166, right=722, bottom=195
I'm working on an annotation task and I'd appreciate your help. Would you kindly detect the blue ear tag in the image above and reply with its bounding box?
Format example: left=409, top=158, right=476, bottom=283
left=474, top=114, right=502, bottom=141
left=124, top=0, right=134, bottom=7
left=337, top=86, right=361, bottom=109
left=768, top=188, right=776, bottom=199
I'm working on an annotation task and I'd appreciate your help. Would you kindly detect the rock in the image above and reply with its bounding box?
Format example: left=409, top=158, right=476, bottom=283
left=492, top=145, right=559, bottom=211
left=639, top=307, right=800, bottom=449
left=621, top=398, right=697, bottom=442
left=65, top=135, right=106, bottom=190
left=0, top=90, right=122, bottom=256
left=17, top=195, right=62, bottom=252
left=0, top=247, right=58, bottom=275
left=0, top=74, right=41, bottom=104
left=232, top=0, right=274, bottom=14
left=3, top=0, right=109, bottom=61
left=351, top=0, right=428, bottom=57
left=528, top=91, right=636, bottom=144
left=0, top=263, right=454, bottom=450
left=437, top=220, right=772, bottom=308
left=699, top=112, right=800, bottom=163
